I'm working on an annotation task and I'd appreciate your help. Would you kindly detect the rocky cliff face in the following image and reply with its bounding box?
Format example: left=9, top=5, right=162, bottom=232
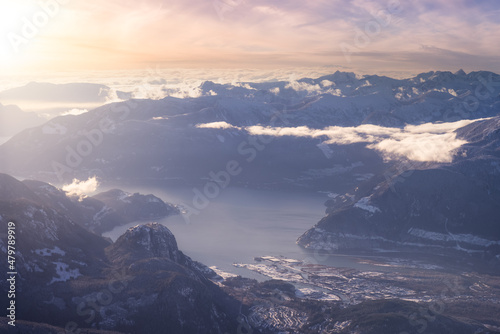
left=90, top=189, right=179, bottom=233
left=98, top=223, right=239, bottom=333
left=109, top=223, right=181, bottom=261
left=0, top=174, right=239, bottom=333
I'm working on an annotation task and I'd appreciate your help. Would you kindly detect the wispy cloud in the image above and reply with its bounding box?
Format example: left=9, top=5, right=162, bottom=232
left=1, top=0, right=499, bottom=74
left=60, top=108, right=89, bottom=116
left=197, top=121, right=240, bottom=130
left=198, top=119, right=483, bottom=163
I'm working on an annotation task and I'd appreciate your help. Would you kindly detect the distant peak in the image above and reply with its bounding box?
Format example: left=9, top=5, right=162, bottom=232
left=115, top=222, right=180, bottom=261
left=199, top=80, right=219, bottom=89
left=332, top=70, right=357, bottom=79
left=0, top=173, right=40, bottom=202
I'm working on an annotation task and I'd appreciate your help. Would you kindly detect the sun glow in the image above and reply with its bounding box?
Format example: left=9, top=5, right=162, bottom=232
left=0, top=2, right=34, bottom=53
left=0, top=1, right=499, bottom=75
left=0, top=0, right=70, bottom=73
left=0, top=1, right=39, bottom=71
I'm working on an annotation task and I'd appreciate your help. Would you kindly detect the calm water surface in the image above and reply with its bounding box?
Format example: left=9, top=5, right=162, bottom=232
left=103, top=185, right=386, bottom=278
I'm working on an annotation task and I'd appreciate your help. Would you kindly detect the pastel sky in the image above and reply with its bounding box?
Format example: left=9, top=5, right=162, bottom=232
left=0, top=0, right=499, bottom=75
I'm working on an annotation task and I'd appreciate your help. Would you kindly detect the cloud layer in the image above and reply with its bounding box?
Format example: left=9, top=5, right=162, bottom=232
left=198, top=119, right=481, bottom=163
left=62, top=176, right=99, bottom=198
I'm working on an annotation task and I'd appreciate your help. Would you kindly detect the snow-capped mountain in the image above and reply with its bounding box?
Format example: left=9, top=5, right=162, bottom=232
left=298, top=116, right=500, bottom=262
left=1, top=70, right=499, bottom=263
left=3, top=70, right=498, bottom=188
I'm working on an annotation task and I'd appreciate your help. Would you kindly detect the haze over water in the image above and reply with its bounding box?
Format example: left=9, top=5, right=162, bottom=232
left=103, top=186, right=383, bottom=277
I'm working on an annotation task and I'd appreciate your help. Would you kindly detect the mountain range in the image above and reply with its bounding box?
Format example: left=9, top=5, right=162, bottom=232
left=0, top=103, right=45, bottom=138
left=0, top=71, right=499, bottom=259
left=1, top=70, right=500, bottom=332
left=2, top=70, right=499, bottom=187
left=297, top=115, right=500, bottom=262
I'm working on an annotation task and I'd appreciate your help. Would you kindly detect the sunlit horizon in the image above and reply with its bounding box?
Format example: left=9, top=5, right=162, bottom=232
left=1, top=0, right=499, bottom=77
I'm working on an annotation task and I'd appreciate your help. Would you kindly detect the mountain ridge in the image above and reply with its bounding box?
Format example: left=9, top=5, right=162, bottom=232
left=2, top=70, right=498, bottom=186
left=298, top=116, right=500, bottom=265
left=0, top=173, right=241, bottom=333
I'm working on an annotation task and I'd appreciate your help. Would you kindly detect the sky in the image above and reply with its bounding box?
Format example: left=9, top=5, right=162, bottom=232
left=0, top=0, right=499, bottom=76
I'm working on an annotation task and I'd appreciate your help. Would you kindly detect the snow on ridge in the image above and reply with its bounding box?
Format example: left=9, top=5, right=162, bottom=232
left=331, top=320, right=352, bottom=332
left=49, top=262, right=81, bottom=284
left=407, top=228, right=500, bottom=247
left=302, top=229, right=499, bottom=254
left=93, top=205, right=112, bottom=222
left=147, top=196, right=161, bottom=203
left=124, top=223, right=176, bottom=249
left=354, top=196, right=381, bottom=213
left=35, top=246, right=66, bottom=257
left=209, top=266, right=238, bottom=280
left=116, top=190, right=131, bottom=202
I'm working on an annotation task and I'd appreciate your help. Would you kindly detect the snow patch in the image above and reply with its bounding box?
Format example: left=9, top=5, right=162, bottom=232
left=407, top=228, right=500, bottom=247
left=354, top=196, right=381, bottom=213
left=35, top=246, right=66, bottom=257
left=93, top=205, right=112, bottom=222
left=49, top=262, right=82, bottom=284
left=316, top=142, right=334, bottom=159
left=117, top=191, right=131, bottom=202
left=331, top=320, right=352, bottom=332
left=147, top=196, right=161, bottom=203
left=209, top=266, right=238, bottom=280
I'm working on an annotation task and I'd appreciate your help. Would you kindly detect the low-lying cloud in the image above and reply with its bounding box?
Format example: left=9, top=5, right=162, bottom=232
left=61, top=108, right=89, bottom=116
left=197, top=119, right=483, bottom=163
left=62, top=176, right=100, bottom=198
left=196, top=122, right=241, bottom=130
